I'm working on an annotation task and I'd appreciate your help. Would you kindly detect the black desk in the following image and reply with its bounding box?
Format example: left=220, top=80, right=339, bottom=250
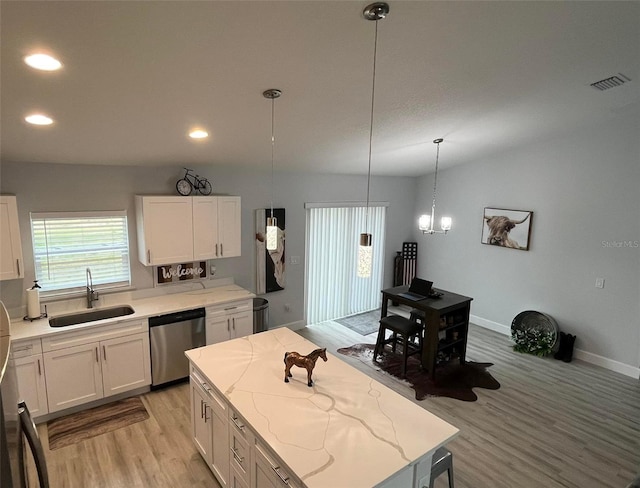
left=381, top=286, right=473, bottom=379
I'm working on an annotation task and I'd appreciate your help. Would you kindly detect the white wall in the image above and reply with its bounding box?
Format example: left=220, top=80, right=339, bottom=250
left=0, top=163, right=417, bottom=328
left=413, top=107, right=640, bottom=373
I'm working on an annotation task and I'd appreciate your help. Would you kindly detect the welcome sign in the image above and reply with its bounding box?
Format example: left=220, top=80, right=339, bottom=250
left=155, top=261, right=207, bottom=286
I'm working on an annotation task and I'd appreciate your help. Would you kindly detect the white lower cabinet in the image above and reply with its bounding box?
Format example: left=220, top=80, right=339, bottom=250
left=190, top=369, right=302, bottom=488
left=253, top=442, right=299, bottom=488
left=12, top=339, right=48, bottom=417
left=191, top=369, right=229, bottom=487
left=44, top=342, right=104, bottom=412
left=41, top=318, right=151, bottom=414
left=44, top=332, right=151, bottom=413
left=206, top=300, right=253, bottom=345
left=101, top=333, right=151, bottom=396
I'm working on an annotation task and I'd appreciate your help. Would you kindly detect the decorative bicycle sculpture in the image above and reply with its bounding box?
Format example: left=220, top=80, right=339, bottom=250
left=176, top=167, right=212, bottom=196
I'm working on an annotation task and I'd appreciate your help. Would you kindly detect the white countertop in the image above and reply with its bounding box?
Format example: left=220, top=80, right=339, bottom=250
left=11, top=284, right=255, bottom=341
left=186, top=327, right=459, bottom=488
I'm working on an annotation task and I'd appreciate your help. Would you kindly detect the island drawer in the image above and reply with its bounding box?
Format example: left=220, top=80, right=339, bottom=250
left=254, top=441, right=300, bottom=488
left=230, top=422, right=250, bottom=482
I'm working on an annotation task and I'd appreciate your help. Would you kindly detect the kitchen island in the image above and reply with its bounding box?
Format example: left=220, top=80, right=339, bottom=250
left=186, top=327, right=459, bottom=488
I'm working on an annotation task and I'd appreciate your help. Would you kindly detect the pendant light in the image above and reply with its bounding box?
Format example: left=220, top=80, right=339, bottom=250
left=418, top=138, right=452, bottom=234
left=264, top=88, right=281, bottom=251
left=358, top=2, right=389, bottom=278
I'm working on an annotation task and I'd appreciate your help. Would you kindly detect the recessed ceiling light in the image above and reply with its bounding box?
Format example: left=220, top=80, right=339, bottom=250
left=24, top=53, right=62, bottom=71
left=189, top=129, right=209, bottom=140
left=25, top=114, right=54, bottom=126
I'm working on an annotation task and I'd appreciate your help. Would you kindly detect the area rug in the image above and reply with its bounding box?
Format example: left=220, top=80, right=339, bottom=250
left=47, top=396, right=149, bottom=450
left=334, top=309, right=381, bottom=336
left=337, top=343, right=500, bottom=402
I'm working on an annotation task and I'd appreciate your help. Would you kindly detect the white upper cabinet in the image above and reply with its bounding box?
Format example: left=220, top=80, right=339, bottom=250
left=216, top=196, right=241, bottom=258
left=136, top=196, right=194, bottom=266
left=193, top=196, right=218, bottom=261
left=0, top=195, right=24, bottom=280
left=136, top=195, right=241, bottom=266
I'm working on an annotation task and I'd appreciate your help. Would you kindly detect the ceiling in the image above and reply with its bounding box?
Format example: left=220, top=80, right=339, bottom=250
left=1, top=1, right=638, bottom=177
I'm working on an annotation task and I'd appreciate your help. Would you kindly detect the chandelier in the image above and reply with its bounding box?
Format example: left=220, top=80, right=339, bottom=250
left=418, top=138, right=452, bottom=234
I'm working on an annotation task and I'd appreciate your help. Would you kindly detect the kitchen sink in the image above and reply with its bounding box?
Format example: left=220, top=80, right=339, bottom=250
left=49, top=305, right=135, bottom=327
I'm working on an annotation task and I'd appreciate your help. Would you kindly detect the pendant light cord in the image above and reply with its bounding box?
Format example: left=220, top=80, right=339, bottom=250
left=365, top=18, right=379, bottom=233
left=270, top=96, right=275, bottom=218
left=430, top=141, right=440, bottom=227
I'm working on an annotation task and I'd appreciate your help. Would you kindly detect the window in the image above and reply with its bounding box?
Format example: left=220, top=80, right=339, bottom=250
left=31, top=211, right=131, bottom=295
left=305, top=203, right=386, bottom=324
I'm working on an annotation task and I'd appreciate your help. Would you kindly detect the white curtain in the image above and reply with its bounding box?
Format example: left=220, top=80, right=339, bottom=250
left=306, top=204, right=386, bottom=324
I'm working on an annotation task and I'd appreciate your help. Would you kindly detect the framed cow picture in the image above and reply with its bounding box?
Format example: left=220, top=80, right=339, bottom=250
left=481, top=207, right=533, bottom=251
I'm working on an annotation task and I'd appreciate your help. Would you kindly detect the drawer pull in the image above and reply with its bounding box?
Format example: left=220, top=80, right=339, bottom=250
left=231, top=415, right=245, bottom=431
left=231, top=447, right=244, bottom=464
left=12, top=346, right=32, bottom=353
left=272, top=466, right=290, bottom=485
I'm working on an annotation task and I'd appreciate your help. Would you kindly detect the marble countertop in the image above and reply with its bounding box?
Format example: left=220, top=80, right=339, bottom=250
left=186, top=327, right=459, bottom=488
left=11, top=283, right=254, bottom=341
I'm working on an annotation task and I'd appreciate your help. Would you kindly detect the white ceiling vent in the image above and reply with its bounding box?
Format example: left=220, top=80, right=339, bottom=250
left=590, top=73, right=631, bottom=91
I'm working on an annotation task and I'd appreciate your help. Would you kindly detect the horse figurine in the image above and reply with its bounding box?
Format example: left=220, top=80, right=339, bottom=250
left=283, top=348, right=327, bottom=387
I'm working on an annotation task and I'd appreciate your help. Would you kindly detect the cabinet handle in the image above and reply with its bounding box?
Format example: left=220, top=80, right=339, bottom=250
left=231, top=415, right=245, bottom=431
left=203, top=404, right=210, bottom=422
left=272, top=466, right=290, bottom=485
left=147, top=250, right=151, bottom=264
left=224, top=306, right=238, bottom=311
left=200, top=399, right=204, bottom=419
left=232, top=318, right=235, bottom=330
left=37, top=359, right=41, bottom=376
left=231, top=447, right=244, bottom=465
left=220, top=243, right=223, bottom=256
left=103, top=345, right=107, bottom=361
left=215, top=243, right=218, bottom=257
left=95, top=347, right=99, bottom=362
left=16, top=259, right=21, bottom=276
left=227, top=319, right=230, bottom=332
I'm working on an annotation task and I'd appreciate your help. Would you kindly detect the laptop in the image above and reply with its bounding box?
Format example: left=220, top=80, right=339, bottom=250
left=397, top=278, right=433, bottom=301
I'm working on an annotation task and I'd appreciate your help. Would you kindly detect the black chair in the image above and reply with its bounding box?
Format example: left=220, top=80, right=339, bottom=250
left=430, top=446, right=454, bottom=488
left=373, top=314, right=423, bottom=377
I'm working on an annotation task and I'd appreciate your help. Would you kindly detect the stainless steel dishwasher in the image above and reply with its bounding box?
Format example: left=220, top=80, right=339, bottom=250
left=149, top=308, right=205, bottom=388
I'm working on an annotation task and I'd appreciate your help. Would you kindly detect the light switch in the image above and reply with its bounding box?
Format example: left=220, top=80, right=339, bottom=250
left=595, top=278, right=605, bottom=289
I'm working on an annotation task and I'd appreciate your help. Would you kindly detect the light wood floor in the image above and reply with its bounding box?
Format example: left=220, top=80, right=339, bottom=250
left=33, top=322, right=640, bottom=488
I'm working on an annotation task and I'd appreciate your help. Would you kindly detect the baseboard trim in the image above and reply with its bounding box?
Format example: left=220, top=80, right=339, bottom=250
left=471, top=314, right=640, bottom=379
left=275, top=320, right=306, bottom=331
left=470, top=315, right=510, bottom=336
left=574, top=349, right=640, bottom=379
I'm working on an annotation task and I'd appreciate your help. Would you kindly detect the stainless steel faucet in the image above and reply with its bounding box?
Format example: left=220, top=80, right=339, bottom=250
left=86, top=267, right=99, bottom=308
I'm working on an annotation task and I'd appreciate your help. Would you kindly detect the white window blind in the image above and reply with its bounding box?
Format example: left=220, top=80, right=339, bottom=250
left=31, top=211, right=131, bottom=295
left=306, top=205, right=386, bottom=324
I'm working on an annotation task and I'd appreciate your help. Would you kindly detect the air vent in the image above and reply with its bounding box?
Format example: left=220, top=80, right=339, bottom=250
left=590, top=73, right=631, bottom=91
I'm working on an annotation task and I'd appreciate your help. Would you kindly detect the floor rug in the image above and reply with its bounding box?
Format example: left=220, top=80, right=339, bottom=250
left=47, top=396, right=149, bottom=450
left=334, top=309, right=381, bottom=336
left=337, top=343, right=500, bottom=402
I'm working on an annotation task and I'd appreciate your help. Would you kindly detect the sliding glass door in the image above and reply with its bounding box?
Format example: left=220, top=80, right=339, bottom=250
left=305, top=204, right=386, bottom=324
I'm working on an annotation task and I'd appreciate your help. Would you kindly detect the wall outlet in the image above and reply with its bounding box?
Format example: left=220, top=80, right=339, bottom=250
left=284, top=303, right=291, bottom=312
left=290, top=256, right=301, bottom=265
left=210, top=265, right=216, bottom=275
left=595, top=277, right=605, bottom=289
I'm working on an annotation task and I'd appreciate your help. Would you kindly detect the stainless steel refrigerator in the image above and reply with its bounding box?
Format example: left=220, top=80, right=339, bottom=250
left=1, top=301, right=49, bottom=488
